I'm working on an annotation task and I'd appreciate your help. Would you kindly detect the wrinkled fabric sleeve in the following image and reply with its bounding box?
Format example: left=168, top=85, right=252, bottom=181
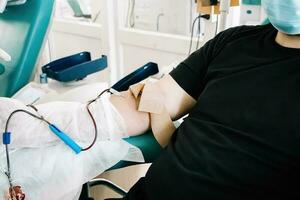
left=170, top=27, right=239, bottom=100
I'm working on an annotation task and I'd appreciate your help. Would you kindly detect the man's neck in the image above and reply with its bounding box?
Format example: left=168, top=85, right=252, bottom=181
left=276, top=32, right=300, bottom=49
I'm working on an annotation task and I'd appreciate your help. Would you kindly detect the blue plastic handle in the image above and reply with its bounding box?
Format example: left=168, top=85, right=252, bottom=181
left=112, top=62, right=159, bottom=91
left=49, top=124, right=82, bottom=154
left=42, top=52, right=107, bottom=82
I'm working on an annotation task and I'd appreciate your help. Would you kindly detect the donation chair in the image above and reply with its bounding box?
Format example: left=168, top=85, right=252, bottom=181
left=0, top=2, right=163, bottom=199
left=0, top=0, right=55, bottom=97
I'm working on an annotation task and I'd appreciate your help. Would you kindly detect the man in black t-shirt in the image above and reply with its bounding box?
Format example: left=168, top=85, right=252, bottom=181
left=107, top=1, right=300, bottom=199
left=2, top=1, right=300, bottom=199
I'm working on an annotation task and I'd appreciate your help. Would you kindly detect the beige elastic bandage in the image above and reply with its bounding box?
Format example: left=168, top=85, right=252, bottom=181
left=129, top=83, right=176, bottom=147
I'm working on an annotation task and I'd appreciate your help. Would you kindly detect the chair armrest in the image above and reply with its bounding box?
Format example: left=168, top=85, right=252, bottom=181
left=0, top=0, right=55, bottom=97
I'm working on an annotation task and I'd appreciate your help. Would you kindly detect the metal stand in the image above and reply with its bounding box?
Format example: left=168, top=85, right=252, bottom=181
left=79, top=178, right=127, bottom=200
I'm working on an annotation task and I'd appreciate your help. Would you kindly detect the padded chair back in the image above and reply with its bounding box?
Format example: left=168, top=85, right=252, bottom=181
left=0, top=0, right=54, bottom=97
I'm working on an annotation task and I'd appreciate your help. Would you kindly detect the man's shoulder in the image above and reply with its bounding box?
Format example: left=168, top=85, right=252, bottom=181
left=220, top=24, right=273, bottom=42
left=208, top=24, right=274, bottom=53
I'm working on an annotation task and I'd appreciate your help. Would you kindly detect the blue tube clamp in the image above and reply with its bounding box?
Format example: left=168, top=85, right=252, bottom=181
left=49, top=124, right=82, bottom=154
left=2, top=132, right=11, bottom=145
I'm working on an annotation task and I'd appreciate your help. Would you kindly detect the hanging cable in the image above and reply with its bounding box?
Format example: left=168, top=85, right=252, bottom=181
left=188, top=14, right=201, bottom=55
left=189, top=0, right=193, bottom=33
left=215, top=14, right=219, bottom=36
left=188, top=13, right=211, bottom=55
left=130, top=0, right=135, bottom=27
left=3, top=88, right=113, bottom=198
left=125, top=0, right=135, bottom=28
left=195, top=14, right=201, bottom=50
left=92, top=10, right=101, bottom=23
left=3, top=109, right=51, bottom=199
left=83, top=88, right=111, bottom=151
left=156, top=13, right=164, bottom=32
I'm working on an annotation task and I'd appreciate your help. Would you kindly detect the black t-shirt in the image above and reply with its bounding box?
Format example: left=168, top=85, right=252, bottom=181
left=144, top=24, right=300, bottom=199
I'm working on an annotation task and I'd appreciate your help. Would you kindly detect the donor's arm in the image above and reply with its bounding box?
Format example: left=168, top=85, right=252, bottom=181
left=110, top=74, right=196, bottom=146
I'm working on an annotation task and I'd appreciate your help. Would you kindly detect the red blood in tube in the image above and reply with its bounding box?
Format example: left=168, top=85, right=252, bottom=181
left=6, top=186, right=26, bottom=200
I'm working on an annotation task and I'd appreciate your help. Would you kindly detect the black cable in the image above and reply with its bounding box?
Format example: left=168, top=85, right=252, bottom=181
left=82, top=88, right=111, bottom=151
left=4, top=109, right=49, bottom=133
left=188, top=15, right=201, bottom=55
left=188, top=14, right=211, bottom=55
left=196, top=15, right=201, bottom=50
left=3, top=88, right=112, bottom=195
left=4, top=108, right=50, bottom=199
